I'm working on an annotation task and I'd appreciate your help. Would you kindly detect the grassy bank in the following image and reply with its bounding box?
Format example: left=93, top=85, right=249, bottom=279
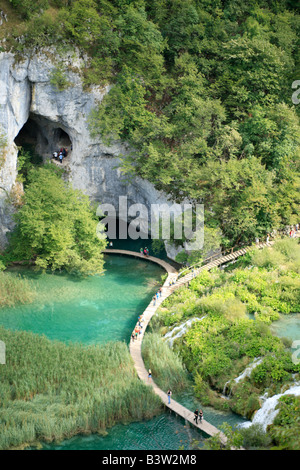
left=0, top=327, right=162, bottom=450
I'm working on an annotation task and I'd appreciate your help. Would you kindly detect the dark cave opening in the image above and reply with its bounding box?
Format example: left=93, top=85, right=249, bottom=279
left=14, top=114, right=72, bottom=161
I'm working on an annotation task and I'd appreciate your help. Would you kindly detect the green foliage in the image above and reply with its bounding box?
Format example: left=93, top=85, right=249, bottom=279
left=50, top=67, right=72, bottom=92
left=184, top=315, right=282, bottom=388
left=9, top=0, right=49, bottom=19
left=16, top=145, right=43, bottom=185
left=269, top=395, right=300, bottom=450
left=250, top=352, right=297, bottom=387
left=142, top=332, right=190, bottom=393
left=203, top=422, right=244, bottom=450
left=6, top=166, right=107, bottom=275
left=0, top=272, right=36, bottom=307
left=239, top=423, right=272, bottom=449
left=0, top=327, right=162, bottom=450
left=88, top=0, right=299, bottom=245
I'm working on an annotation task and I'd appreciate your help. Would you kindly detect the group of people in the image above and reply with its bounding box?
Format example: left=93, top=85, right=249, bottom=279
left=52, top=147, right=68, bottom=163
left=289, top=224, right=299, bottom=238
left=131, top=314, right=144, bottom=342
left=140, top=247, right=150, bottom=257
left=193, top=408, right=204, bottom=424
left=255, top=224, right=299, bottom=246
left=152, top=288, right=162, bottom=306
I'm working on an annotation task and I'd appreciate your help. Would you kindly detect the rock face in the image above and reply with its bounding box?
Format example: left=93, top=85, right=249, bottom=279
left=0, top=51, right=181, bottom=255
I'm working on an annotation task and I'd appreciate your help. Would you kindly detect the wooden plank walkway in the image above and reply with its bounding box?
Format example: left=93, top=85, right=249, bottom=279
left=103, top=249, right=177, bottom=274
left=105, top=248, right=228, bottom=444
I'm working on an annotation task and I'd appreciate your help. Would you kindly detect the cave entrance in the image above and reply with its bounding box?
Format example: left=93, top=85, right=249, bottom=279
left=14, top=113, right=72, bottom=162
left=53, top=128, right=72, bottom=150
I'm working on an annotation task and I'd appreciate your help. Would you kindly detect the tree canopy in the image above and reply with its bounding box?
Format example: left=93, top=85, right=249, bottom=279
left=7, top=166, right=107, bottom=275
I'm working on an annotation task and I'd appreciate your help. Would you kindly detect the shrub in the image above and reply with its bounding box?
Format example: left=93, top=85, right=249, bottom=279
left=50, top=67, right=72, bottom=92
left=7, top=166, right=107, bottom=276
left=9, top=0, right=49, bottom=19
left=239, top=423, right=272, bottom=449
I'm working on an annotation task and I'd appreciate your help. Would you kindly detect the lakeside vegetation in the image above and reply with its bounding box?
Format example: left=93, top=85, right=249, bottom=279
left=0, top=272, right=36, bottom=307
left=142, top=332, right=190, bottom=393
left=0, top=327, right=162, bottom=450
left=151, top=239, right=300, bottom=449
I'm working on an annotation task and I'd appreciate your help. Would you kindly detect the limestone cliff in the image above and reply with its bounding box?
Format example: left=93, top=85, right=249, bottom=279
left=0, top=51, right=181, bottom=255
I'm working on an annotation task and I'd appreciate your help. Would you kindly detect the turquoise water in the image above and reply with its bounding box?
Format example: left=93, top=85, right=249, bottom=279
left=0, top=255, right=163, bottom=345
left=40, top=414, right=204, bottom=451
left=270, top=313, right=300, bottom=343
left=0, top=254, right=245, bottom=450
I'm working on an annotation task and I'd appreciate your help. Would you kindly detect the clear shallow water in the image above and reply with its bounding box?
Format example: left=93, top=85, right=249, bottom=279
left=1, top=254, right=245, bottom=450
left=40, top=414, right=204, bottom=451
left=0, top=255, right=163, bottom=345
left=270, top=313, right=300, bottom=343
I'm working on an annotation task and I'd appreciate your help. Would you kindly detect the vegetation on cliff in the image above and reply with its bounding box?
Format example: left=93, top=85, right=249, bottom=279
left=1, top=0, right=299, bottom=248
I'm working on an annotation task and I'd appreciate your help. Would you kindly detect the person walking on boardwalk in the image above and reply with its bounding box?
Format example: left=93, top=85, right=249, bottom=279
left=194, top=409, right=199, bottom=424
left=199, top=409, right=203, bottom=423
left=167, top=389, right=172, bottom=404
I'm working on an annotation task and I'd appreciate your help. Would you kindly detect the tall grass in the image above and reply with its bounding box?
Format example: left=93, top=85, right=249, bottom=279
left=0, top=272, right=36, bottom=308
left=0, top=327, right=162, bottom=450
left=142, top=332, right=190, bottom=393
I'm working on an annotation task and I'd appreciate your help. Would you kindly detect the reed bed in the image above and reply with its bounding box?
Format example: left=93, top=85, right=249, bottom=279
left=141, top=332, right=190, bottom=393
left=0, top=272, right=36, bottom=308
left=0, top=327, right=162, bottom=450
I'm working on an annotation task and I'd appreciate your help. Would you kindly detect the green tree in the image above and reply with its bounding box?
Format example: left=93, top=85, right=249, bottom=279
left=115, top=5, right=166, bottom=85
left=8, top=166, right=107, bottom=275
left=9, top=0, right=49, bottom=19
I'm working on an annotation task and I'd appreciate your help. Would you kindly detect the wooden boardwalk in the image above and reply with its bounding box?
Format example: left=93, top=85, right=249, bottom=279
left=103, top=249, right=177, bottom=274
left=105, top=248, right=228, bottom=444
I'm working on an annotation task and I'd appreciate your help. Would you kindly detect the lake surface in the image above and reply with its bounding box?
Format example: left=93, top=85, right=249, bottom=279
left=0, top=255, right=163, bottom=345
